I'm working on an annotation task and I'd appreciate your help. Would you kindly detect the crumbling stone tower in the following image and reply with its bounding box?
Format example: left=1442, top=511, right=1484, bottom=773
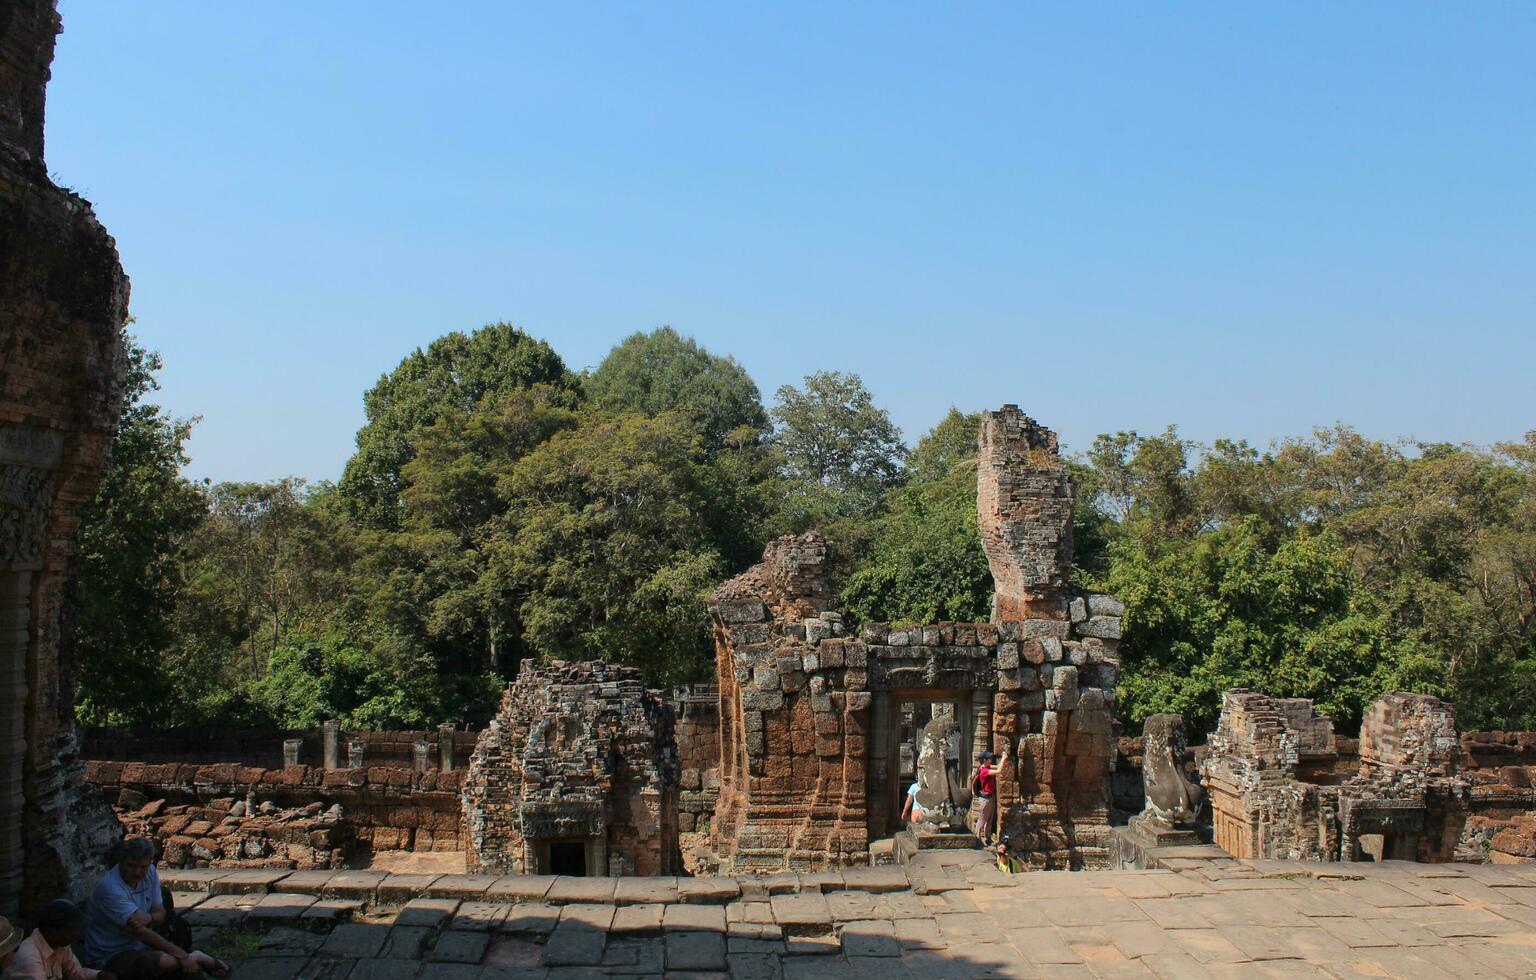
left=0, top=0, right=128, bottom=915
left=978, top=406, right=1074, bottom=622
left=462, top=661, right=680, bottom=876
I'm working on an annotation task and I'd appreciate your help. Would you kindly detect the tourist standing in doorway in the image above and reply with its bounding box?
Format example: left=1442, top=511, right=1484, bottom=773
left=971, top=748, right=1008, bottom=846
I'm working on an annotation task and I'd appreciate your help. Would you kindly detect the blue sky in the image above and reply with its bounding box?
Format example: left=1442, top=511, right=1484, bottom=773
left=46, top=2, right=1536, bottom=484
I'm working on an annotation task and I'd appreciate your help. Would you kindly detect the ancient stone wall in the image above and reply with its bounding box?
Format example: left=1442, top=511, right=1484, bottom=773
left=462, top=661, right=679, bottom=877
left=1, top=0, right=128, bottom=916
left=82, top=726, right=480, bottom=770
left=83, top=761, right=463, bottom=857
left=1200, top=690, right=1484, bottom=863
left=976, top=406, right=1074, bottom=622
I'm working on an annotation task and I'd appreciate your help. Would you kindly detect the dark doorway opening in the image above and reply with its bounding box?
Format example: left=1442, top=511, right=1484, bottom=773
left=549, top=840, right=587, bottom=876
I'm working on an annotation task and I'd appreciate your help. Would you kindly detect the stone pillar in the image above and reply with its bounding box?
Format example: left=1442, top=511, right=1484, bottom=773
left=438, top=723, right=456, bottom=772
left=868, top=693, right=892, bottom=839
left=413, top=737, right=431, bottom=773
left=322, top=719, right=341, bottom=770
left=0, top=571, right=31, bottom=915
left=282, top=739, right=302, bottom=767
left=347, top=737, right=365, bottom=769
left=972, top=688, right=994, bottom=760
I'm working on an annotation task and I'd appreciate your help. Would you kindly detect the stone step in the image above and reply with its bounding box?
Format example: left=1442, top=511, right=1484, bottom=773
left=158, top=866, right=922, bottom=909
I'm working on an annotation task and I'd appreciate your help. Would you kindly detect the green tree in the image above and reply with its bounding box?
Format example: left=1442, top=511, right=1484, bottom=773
left=338, top=323, right=578, bottom=529
left=586, top=327, right=769, bottom=451
left=1109, top=517, right=1441, bottom=733
left=490, top=412, right=736, bottom=684
left=842, top=409, right=991, bottom=625
left=771, top=371, right=907, bottom=514
left=75, top=334, right=207, bottom=726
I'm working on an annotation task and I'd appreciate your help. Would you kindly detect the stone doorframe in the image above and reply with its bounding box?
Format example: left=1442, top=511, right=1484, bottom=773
left=529, top=835, right=607, bottom=878
left=868, top=687, right=993, bottom=841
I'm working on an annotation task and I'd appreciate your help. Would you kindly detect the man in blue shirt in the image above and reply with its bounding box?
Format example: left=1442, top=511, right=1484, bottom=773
left=81, top=839, right=228, bottom=979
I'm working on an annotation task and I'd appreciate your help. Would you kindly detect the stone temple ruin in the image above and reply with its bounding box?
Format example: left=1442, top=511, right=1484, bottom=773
left=449, top=405, right=1127, bottom=874
left=1201, top=689, right=1478, bottom=863
left=462, top=661, right=680, bottom=877
left=704, top=405, right=1124, bottom=871
left=76, top=404, right=1536, bottom=878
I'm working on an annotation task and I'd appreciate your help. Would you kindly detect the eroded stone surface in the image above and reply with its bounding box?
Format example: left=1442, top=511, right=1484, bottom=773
left=199, top=858, right=1536, bottom=978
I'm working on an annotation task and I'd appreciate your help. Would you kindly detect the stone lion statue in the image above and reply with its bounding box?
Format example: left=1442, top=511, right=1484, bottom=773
left=912, top=714, right=971, bottom=832
left=1131, top=713, right=1202, bottom=834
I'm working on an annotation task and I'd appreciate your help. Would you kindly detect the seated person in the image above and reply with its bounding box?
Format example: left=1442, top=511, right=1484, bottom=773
left=81, top=839, right=228, bottom=980
left=995, top=835, right=1025, bottom=874
left=0, top=916, right=21, bottom=973
left=4, top=900, right=115, bottom=980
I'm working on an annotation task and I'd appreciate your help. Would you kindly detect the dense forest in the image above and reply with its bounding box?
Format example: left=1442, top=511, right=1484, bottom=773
left=75, top=323, right=1536, bottom=736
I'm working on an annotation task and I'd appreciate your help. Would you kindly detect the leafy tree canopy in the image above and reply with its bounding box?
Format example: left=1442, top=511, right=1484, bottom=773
left=842, top=409, right=991, bottom=626
left=76, top=333, right=207, bottom=726
left=586, top=327, right=769, bottom=451
left=338, top=323, right=578, bottom=530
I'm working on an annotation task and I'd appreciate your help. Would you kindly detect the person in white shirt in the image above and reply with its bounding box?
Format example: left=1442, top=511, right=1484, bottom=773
left=900, top=779, right=926, bottom=825
left=2, top=900, right=115, bottom=980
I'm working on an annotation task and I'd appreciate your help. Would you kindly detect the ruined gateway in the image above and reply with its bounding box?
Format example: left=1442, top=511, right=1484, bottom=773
left=463, top=406, right=1128, bottom=873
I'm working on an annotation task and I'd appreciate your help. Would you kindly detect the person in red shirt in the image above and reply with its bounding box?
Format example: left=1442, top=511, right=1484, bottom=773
left=972, top=748, right=1009, bottom=846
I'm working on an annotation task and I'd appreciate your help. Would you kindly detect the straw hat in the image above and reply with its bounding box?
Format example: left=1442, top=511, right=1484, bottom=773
left=0, top=915, right=22, bottom=958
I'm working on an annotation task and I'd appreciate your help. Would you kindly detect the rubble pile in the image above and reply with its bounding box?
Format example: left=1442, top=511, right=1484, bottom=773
left=114, top=794, right=351, bottom=869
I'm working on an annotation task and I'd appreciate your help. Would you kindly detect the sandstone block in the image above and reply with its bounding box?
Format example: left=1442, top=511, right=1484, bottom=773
left=1087, top=595, right=1125, bottom=617
left=1024, top=619, right=1071, bottom=640
left=1078, top=616, right=1122, bottom=640
left=997, top=643, right=1020, bottom=670
left=718, top=601, right=768, bottom=624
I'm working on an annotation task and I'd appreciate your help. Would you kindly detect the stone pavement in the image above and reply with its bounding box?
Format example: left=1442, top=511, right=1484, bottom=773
left=166, top=852, right=1536, bottom=979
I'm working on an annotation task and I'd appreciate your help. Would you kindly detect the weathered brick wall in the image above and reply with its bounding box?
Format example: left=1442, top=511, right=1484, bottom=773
left=710, top=555, right=1125, bottom=868
left=1, top=0, right=128, bottom=915
left=83, top=761, right=464, bottom=857
left=1198, top=690, right=1502, bottom=863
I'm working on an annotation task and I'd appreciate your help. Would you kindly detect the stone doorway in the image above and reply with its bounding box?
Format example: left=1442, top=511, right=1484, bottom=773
left=547, top=840, right=587, bottom=876
left=873, top=692, right=976, bottom=837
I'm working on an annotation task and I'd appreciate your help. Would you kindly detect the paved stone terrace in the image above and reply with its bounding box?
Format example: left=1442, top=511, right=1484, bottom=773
left=166, top=852, right=1536, bottom=979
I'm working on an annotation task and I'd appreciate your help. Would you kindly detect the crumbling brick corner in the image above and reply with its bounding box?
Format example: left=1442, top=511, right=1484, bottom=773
left=1, top=0, right=129, bottom=916
left=707, top=534, right=870, bottom=872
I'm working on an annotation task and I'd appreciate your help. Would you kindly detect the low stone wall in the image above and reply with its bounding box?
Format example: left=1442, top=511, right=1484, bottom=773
left=82, top=728, right=480, bottom=770
left=84, top=762, right=463, bottom=858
